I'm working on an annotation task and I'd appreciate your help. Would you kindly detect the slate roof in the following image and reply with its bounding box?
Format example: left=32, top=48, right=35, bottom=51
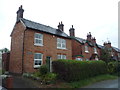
left=74, top=37, right=86, bottom=44
left=97, top=44, right=104, bottom=49
left=112, top=47, right=120, bottom=52
left=20, top=18, right=69, bottom=38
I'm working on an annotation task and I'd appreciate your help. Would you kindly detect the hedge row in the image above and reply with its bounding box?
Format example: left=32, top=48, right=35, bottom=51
left=52, top=60, right=107, bottom=82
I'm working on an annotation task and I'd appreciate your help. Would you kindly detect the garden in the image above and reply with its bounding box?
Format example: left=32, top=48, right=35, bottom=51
left=22, top=59, right=120, bottom=88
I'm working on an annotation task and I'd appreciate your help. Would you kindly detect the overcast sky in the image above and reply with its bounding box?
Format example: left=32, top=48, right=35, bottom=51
left=0, top=0, right=119, bottom=50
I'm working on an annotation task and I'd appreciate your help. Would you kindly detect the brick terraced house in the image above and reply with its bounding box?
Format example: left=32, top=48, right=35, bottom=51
left=9, top=6, right=120, bottom=74
left=103, top=42, right=120, bottom=61
left=9, top=6, right=72, bottom=74
left=69, top=26, right=101, bottom=61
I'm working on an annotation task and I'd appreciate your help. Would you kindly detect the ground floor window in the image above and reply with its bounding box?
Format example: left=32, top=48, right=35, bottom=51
left=86, top=58, right=89, bottom=61
left=57, top=54, right=66, bottom=59
left=34, top=53, right=43, bottom=68
left=75, top=57, right=83, bottom=61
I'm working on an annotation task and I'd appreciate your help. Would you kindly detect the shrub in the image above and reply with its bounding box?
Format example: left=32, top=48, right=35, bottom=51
left=52, top=60, right=107, bottom=82
left=107, top=61, right=120, bottom=74
left=40, top=72, right=57, bottom=84
left=39, top=65, right=48, bottom=75
left=33, top=72, right=41, bottom=77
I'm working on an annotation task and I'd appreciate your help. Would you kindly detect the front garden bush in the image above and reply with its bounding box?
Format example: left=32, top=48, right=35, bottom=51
left=39, top=65, right=57, bottom=84
left=52, top=60, right=107, bottom=82
left=39, top=65, right=48, bottom=75
left=107, top=61, right=120, bottom=74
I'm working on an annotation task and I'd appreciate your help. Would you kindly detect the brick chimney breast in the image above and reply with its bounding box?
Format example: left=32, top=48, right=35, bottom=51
left=69, top=25, right=75, bottom=37
left=16, top=5, right=24, bottom=22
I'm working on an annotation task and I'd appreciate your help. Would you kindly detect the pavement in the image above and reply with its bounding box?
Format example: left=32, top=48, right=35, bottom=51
left=12, top=75, right=38, bottom=88
left=83, top=78, right=119, bottom=88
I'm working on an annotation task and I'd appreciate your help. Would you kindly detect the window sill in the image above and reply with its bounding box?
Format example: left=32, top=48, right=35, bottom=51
left=34, top=44, right=43, bottom=47
left=94, top=52, right=98, bottom=54
left=85, top=51, right=89, bottom=53
left=57, top=47, right=67, bottom=50
left=34, top=65, right=41, bottom=68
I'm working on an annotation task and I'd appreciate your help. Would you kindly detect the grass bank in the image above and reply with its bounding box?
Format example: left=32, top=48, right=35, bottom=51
left=60, top=74, right=118, bottom=88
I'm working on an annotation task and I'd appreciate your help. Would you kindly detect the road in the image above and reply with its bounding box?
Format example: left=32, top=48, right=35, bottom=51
left=83, top=78, right=119, bottom=88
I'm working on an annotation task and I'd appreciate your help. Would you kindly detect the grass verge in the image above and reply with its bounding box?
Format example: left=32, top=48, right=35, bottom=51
left=62, top=74, right=118, bottom=88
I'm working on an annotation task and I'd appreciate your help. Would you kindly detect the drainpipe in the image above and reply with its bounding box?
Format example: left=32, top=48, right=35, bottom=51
left=22, top=29, right=26, bottom=74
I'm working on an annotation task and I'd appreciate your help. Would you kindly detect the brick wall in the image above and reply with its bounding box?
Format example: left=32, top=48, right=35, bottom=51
left=9, top=22, right=26, bottom=74
left=71, top=40, right=82, bottom=59
left=2, top=52, right=10, bottom=71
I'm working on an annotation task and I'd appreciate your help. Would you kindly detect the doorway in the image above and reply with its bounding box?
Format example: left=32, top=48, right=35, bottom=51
left=46, top=56, right=52, bottom=72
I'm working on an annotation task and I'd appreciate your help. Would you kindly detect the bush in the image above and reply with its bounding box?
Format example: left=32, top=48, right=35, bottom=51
left=39, top=65, right=48, bottom=75
left=107, top=61, right=120, bottom=74
left=33, top=72, right=41, bottom=77
left=52, top=60, right=107, bottom=82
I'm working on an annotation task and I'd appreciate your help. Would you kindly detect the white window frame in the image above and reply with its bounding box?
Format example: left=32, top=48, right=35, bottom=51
left=57, top=38, right=66, bottom=49
left=76, top=58, right=83, bottom=61
left=34, top=53, right=43, bottom=68
left=57, top=54, right=66, bottom=59
left=85, top=45, right=89, bottom=53
left=34, top=33, right=43, bottom=46
left=94, top=48, right=98, bottom=54
left=118, top=53, right=120, bottom=57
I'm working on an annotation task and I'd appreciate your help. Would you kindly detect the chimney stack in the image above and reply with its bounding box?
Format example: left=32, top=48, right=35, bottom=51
left=87, top=32, right=92, bottom=41
left=92, top=37, right=96, bottom=43
left=69, top=25, right=75, bottom=37
left=16, top=5, right=24, bottom=22
left=103, top=41, right=111, bottom=48
left=58, top=21, right=64, bottom=31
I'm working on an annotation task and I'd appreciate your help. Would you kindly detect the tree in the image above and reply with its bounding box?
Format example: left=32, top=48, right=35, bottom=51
left=100, top=48, right=111, bottom=63
left=0, top=48, right=9, bottom=54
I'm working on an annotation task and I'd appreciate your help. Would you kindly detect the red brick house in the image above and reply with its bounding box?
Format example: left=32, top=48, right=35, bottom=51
left=103, top=42, right=120, bottom=61
left=9, top=6, right=72, bottom=74
left=69, top=26, right=101, bottom=61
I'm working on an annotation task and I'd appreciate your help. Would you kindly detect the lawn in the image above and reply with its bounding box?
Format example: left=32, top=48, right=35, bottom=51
left=65, top=74, right=118, bottom=88
left=32, top=74, right=118, bottom=88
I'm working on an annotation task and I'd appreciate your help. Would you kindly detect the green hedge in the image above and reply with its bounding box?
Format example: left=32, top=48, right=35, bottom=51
left=52, top=60, right=107, bottom=82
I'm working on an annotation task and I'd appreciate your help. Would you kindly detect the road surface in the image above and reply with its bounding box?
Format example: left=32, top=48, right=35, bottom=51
left=83, top=78, right=119, bottom=88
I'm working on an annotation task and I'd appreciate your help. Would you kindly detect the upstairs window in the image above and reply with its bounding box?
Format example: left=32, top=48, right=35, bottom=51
left=94, top=48, right=97, bottom=54
left=118, top=53, right=120, bottom=57
left=57, top=38, right=66, bottom=49
left=85, top=46, right=89, bottom=53
left=57, top=54, right=66, bottom=59
left=34, top=33, right=43, bottom=46
left=34, top=53, right=43, bottom=68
